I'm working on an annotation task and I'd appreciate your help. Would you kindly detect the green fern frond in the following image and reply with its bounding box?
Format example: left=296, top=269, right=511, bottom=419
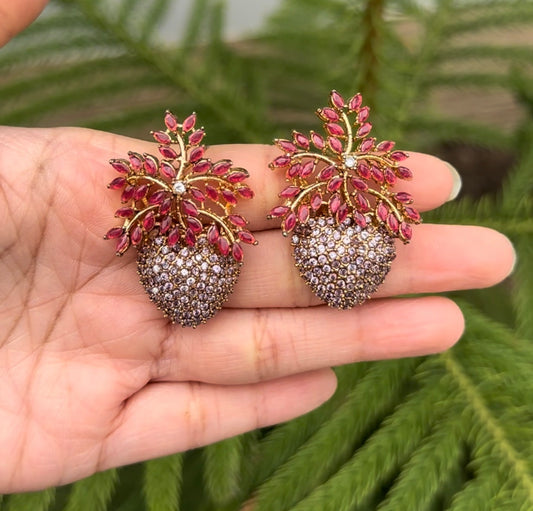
left=63, top=469, right=118, bottom=511
left=5, top=488, right=55, bottom=511
left=144, top=454, right=183, bottom=511
left=253, top=358, right=419, bottom=511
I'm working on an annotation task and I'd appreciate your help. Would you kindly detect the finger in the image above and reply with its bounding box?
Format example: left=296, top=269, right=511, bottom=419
left=85, top=130, right=457, bottom=231
left=226, top=224, right=516, bottom=308
left=152, top=297, right=464, bottom=385
left=100, top=369, right=336, bottom=470
left=0, top=0, right=48, bottom=47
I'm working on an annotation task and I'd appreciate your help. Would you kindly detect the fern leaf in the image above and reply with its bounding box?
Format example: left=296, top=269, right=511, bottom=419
left=376, top=408, right=467, bottom=511
left=144, top=454, right=183, bottom=511
left=249, top=363, right=370, bottom=490
left=64, top=469, right=118, bottom=511
left=253, top=359, right=420, bottom=511
left=5, top=488, right=55, bottom=511
left=203, top=435, right=245, bottom=505
left=288, top=361, right=451, bottom=511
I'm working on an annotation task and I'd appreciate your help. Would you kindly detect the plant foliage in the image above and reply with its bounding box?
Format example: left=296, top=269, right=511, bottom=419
left=0, top=0, right=532, bottom=509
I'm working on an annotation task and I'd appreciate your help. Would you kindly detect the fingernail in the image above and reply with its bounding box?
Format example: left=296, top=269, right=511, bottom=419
left=510, top=249, right=518, bottom=275
left=445, top=162, right=462, bottom=201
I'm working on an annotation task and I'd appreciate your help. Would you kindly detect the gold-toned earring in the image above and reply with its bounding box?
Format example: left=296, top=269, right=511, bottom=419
left=269, top=90, right=421, bottom=309
left=105, top=111, right=257, bottom=327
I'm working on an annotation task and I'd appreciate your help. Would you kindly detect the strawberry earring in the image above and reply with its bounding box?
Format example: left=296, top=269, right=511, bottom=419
left=105, top=111, right=256, bottom=327
left=269, top=90, right=421, bottom=309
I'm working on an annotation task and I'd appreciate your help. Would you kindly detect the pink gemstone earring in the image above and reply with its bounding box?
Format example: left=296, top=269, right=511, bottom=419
left=105, top=111, right=257, bottom=327
left=269, top=90, right=421, bottom=309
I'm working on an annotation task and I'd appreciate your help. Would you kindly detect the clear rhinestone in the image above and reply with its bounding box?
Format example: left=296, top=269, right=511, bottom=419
left=172, top=180, right=186, bottom=195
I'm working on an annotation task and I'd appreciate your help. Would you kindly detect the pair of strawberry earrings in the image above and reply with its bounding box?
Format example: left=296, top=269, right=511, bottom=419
left=105, top=91, right=421, bottom=327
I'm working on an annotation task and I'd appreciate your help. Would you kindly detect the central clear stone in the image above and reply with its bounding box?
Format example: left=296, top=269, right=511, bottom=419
left=344, top=155, right=357, bottom=168
left=172, top=180, right=186, bottom=195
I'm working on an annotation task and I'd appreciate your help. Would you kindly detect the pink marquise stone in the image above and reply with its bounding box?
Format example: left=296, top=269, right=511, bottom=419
left=326, top=123, right=345, bottom=137
left=356, top=193, right=370, bottom=212
left=328, top=137, right=343, bottom=154
left=298, top=204, right=310, bottom=223
left=293, top=132, right=310, bottom=149
left=128, top=152, right=143, bottom=170
left=131, top=225, right=142, bottom=245
left=115, top=207, right=134, bottom=218
left=377, top=203, right=389, bottom=222
left=143, top=211, right=156, bottom=231
left=205, top=185, right=219, bottom=200
left=190, top=187, right=206, bottom=202
left=108, top=177, right=126, bottom=189
left=182, top=113, right=196, bottom=133
left=105, top=227, right=123, bottom=239
left=182, top=200, right=199, bottom=216
left=164, top=112, right=178, bottom=131
left=189, top=146, right=205, bottom=163
left=280, top=186, right=300, bottom=199
left=377, top=140, right=395, bottom=152
left=207, top=224, right=220, bottom=244
left=348, top=93, right=362, bottom=111
left=185, top=228, right=196, bottom=246
left=144, top=155, right=158, bottom=176
left=330, top=90, right=345, bottom=109
left=159, top=198, right=172, bottom=215
left=160, top=215, right=172, bottom=234
left=311, top=132, right=325, bottom=150
left=288, top=163, right=301, bottom=178
left=237, top=187, right=254, bottom=199
left=277, top=139, right=297, bottom=153
left=222, top=189, right=237, bottom=205
left=153, top=131, right=171, bottom=145
left=218, top=236, right=230, bottom=256
left=357, top=162, right=371, bottom=179
left=321, top=107, right=340, bottom=122
left=121, top=185, right=135, bottom=202
left=134, top=184, right=149, bottom=201
left=390, top=151, right=408, bottom=162
left=160, top=161, right=176, bottom=179
left=212, top=160, right=232, bottom=175
left=387, top=213, right=399, bottom=233
left=357, top=106, right=370, bottom=123
left=351, top=177, right=368, bottom=191
left=327, top=177, right=343, bottom=192
left=356, top=123, right=372, bottom=138
left=337, top=203, right=348, bottom=223
left=238, top=231, right=256, bottom=245
left=397, top=166, right=413, bottom=180
left=192, top=160, right=211, bottom=174
left=318, top=165, right=335, bottom=181
left=228, top=214, right=247, bottom=227
left=300, top=161, right=314, bottom=178
left=110, top=159, right=130, bottom=174
left=384, top=168, right=397, bottom=185
left=283, top=212, right=297, bottom=232
left=310, top=192, right=322, bottom=210
left=400, top=221, right=413, bottom=240
left=371, top=165, right=384, bottom=184
left=189, top=129, right=205, bottom=145
left=359, top=138, right=374, bottom=153
left=404, top=206, right=421, bottom=222
left=115, top=234, right=130, bottom=255
left=273, top=155, right=291, bottom=167
left=168, top=227, right=180, bottom=246
left=329, top=194, right=341, bottom=214
left=148, top=190, right=166, bottom=205
left=395, top=191, right=412, bottom=203
left=227, top=171, right=248, bottom=184
left=232, top=242, right=244, bottom=262
left=269, top=205, right=289, bottom=217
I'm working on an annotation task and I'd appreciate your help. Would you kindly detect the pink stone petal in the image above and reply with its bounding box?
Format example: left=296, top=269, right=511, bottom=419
left=164, top=111, right=178, bottom=131
left=153, top=131, right=172, bottom=145
left=348, top=93, right=362, bottom=111
left=182, top=113, right=197, bottom=133
left=110, top=159, right=130, bottom=174
left=189, top=129, right=205, bottom=145
left=330, top=90, right=345, bottom=109
left=212, top=160, right=232, bottom=175
left=228, top=214, right=247, bottom=227
left=160, top=161, right=176, bottom=179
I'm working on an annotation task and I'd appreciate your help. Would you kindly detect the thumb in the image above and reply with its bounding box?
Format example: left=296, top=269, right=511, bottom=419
left=0, top=0, right=49, bottom=47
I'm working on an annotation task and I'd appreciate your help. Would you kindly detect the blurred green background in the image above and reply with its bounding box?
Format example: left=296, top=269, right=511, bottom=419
left=0, top=0, right=532, bottom=510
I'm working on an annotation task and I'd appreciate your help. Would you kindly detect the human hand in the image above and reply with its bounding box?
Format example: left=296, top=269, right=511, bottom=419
left=0, top=126, right=515, bottom=493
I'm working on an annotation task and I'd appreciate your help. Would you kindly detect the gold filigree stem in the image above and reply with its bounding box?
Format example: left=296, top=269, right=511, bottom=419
left=366, top=187, right=402, bottom=220
left=290, top=181, right=325, bottom=211
left=127, top=174, right=173, bottom=192
left=341, top=112, right=354, bottom=154
left=123, top=205, right=159, bottom=232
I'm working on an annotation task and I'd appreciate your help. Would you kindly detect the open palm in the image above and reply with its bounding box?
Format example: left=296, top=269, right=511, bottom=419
left=0, top=126, right=514, bottom=493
